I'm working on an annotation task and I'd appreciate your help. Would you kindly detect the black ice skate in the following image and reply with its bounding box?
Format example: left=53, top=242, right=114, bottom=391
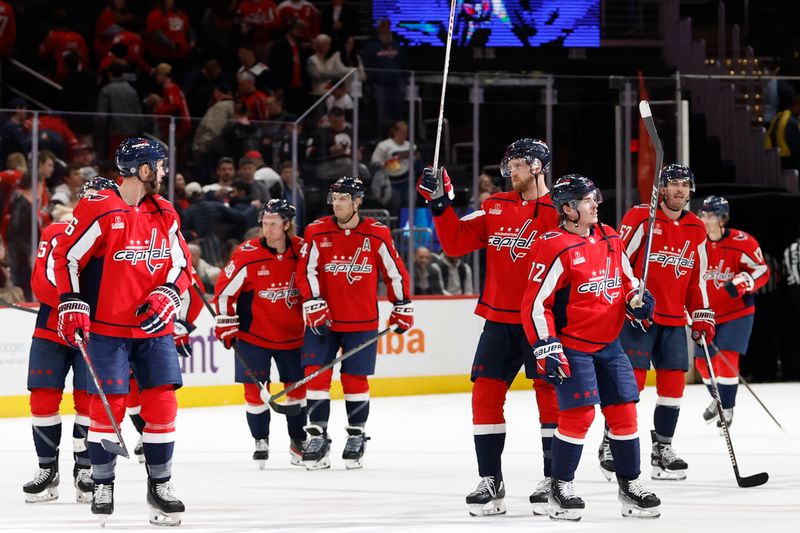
left=650, top=430, right=688, bottom=480
left=528, top=476, right=551, bottom=516
left=253, top=438, right=269, bottom=470
left=290, top=438, right=305, bottom=466
left=23, top=461, right=59, bottom=503
left=702, top=399, right=718, bottom=424
left=134, top=436, right=145, bottom=464
left=91, top=482, right=114, bottom=527
left=548, top=478, right=584, bottom=522
left=598, top=433, right=615, bottom=481
left=302, top=425, right=331, bottom=471
left=618, top=477, right=661, bottom=519
left=466, top=476, right=506, bottom=516
left=73, top=464, right=93, bottom=503
left=342, top=426, right=370, bottom=470
left=147, top=478, right=185, bottom=527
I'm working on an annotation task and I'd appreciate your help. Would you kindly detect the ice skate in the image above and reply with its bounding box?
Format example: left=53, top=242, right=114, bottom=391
left=528, top=476, right=551, bottom=516
left=290, top=438, right=305, bottom=466
left=134, top=435, right=145, bottom=464
left=23, top=462, right=59, bottom=503
left=302, top=425, right=331, bottom=471
left=702, top=399, right=718, bottom=424
left=73, top=464, right=93, bottom=503
left=598, top=433, right=615, bottom=481
left=548, top=478, right=584, bottom=522
left=618, top=477, right=661, bottom=518
left=91, top=482, right=114, bottom=527
left=342, top=426, right=370, bottom=470
left=650, top=430, right=688, bottom=480
left=465, top=476, right=506, bottom=516
left=147, top=478, right=184, bottom=527
left=253, top=438, right=269, bottom=470
left=716, top=408, right=734, bottom=435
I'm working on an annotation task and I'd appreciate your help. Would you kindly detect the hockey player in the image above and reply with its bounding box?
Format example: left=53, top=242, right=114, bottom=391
left=53, top=138, right=191, bottom=526
left=296, top=176, right=413, bottom=470
left=416, top=138, right=560, bottom=517
left=214, top=199, right=308, bottom=469
left=696, top=195, right=769, bottom=429
left=601, top=164, right=714, bottom=482
left=521, top=174, right=661, bottom=521
left=22, top=177, right=118, bottom=504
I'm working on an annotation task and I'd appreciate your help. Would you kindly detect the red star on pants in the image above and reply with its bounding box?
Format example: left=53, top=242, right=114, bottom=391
left=573, top=392, right=581, bottom=400
left=584, top=391, right=591, bottom=398
left=46, top=369, right=53, bottom=375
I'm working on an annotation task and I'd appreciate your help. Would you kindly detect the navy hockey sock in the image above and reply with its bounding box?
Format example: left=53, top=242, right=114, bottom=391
left=73, top=421, right=90, bottom=467
left=541, top=423, right=556, bottom=477
left=718, top=383, right=737, bottom=410
left=474, top=432, right=505, bottom=479
left=551, top=434, right=582, bottom=482
left=345, top=398, right=370, bottom=426
left=307, top=397, right=330, bottom=427
left=144, top=442, right=175, bottom=481
left=286, top=406, right=307, bottom=440
left=88, top=441, right=116, bottom=484
left=653, top=402, right=680, bottom=441
left=32, top=418, right=61, bottom=464
left=246, top=410, right=270, bottom=440
left=608, top=436, right=640, bottom=479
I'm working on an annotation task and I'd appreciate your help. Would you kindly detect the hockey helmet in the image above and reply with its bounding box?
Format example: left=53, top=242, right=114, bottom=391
left=116, top=137, right=167, bottom=177
left=659, top=164, right=695, bottom=192
left=501, top=138, right=551, bottom=178
left=77, top=176, right=119, bottom=199
left=327, top=176, right=365, bottom=204
left=259, top=198, right=297, bottom=222
left=551, top=174, right=602, bottom=214
left=700, top=195, right=730, bottom=222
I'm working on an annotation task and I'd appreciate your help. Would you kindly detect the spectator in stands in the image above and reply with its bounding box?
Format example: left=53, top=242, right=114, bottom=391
left=413, top=246, right=444, bottom=295
left=184, top=58, right=224, bottom=118
left=33, top=114, right=79, bottom=162
left=203, top=156, right=237, bottom=201
left=201, top=0, right=237, bottom=64
left=229, top=180, right=260, bottom=227
left=38, top=9, right=89, bottom=83
left=50, top=164, right=84, bottom=209
left=106, top=18, right=152, bottom=76
left=269, top=17, right=311, bottom=114
left=145, top=0, right=195, bottom=73
left=187, top=241, right=220, bottom=292
left=371, top=120, right=418, bottom=204
left=275, top=115, right=306, bottom=166
left=94, top=0, right=134, bottom=60
left=307, top=106, right=369, bottom=182
left=0, top=235, right=25, bottom=303
left=434, top=253, right=474, bottom=296
left=147, top=62, right=192, bottom=139
left=321, top=0, right=356, bottom=49
left=70, top=144, right=96, bottom=168
left=307, top=34, right=336, bottom=98
left=237, top=155, right=271, bottom=205
left=182, top=181, right=247, bottom=265
left=278, top=0, right=320, bottom=39
left=0, top=153, right=27, bottom=238
left=7, top=172, right=42, bottom=300
left=330, top=34, right=367, bottom=91
left=268, top=160, right=304, bottom=228
left=325, top=84, right=354, bottom=117
left=214, top=102, right=264, bottom=162
left=238, top=41, right=279, bottom=92
left=237, top=71, right=270, bottom=121
left=765, top=94, right=800, bottom=171
left=95, top=62, right=145, bottom=160
left=0, top=98, right=30, bottom=164
left=262, top=92, right=292, bottom=153
left=237, top=0, right=281, bottom=59
left=363, top=19, right=405, bottom=138
left=248, top=149, right=281, bottom=185
left=59, top=52, right=96, bottom=136
left=193, top=82, right=236, bottom=181
left=172, top=172, right=190, bottom=211
left=0, top=1, right=17, bottom=59
left=98, top=43, right=145, bottom=90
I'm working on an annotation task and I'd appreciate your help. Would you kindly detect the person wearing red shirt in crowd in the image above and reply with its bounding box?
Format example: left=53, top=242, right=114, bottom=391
left=695, top=196, right=769, bottom=430
left=269, top=17, right=310, bottom=114
left=145, top=0, right=194, bottom=65
left=93, top=0, right=134, bottom=60
left=38, top=10, right=89, bottom=83
left=0, top=152, right=27, bottom=240
left=148, top=63, right=191, bottom=139
left=0, top=0, right=17, bottom=58
left=237, top=72, right=270, bottom=122
left=99, top=38, right=152, bottom=80
left=278, top=0, right=319, bottom=39
left=237, top=0, right=281, bottom=51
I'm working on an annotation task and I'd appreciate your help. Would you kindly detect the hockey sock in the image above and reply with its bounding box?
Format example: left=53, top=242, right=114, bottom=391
left=551, top=406, right=594, bottom=481
left=653, top=369, right=684, bottom=442
left=716, top=351, right=739, bottom=409
left=602, top=403, right=640, bottom=479
left=472, top=378, right=507, bottom=478
left=534, top=379, right=558, bottom=477
left=140, top=385, right=177, bottom=482
left=342, top=374, right=370, bottom=427
left=88, top=393, right=126, bottom=483
left=283, top=382, right=307, bottom=440
left=305, top=366, right=332, bottom=428
left=73, top=390, right=91, bottom=467
left=244, top=383, right=270, bottom=439
left=30, top=388, right=63, bottom=464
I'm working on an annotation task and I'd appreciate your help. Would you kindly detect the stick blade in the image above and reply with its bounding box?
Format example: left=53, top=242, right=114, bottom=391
left=269, top=400, right=302, bottom=416
left=737, top=472, right=769, bottom=488
left=101, top=439, right=130, bottom=459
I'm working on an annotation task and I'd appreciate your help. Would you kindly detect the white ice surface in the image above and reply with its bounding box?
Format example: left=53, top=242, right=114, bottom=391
left=1, top=383, right=798, bottom=532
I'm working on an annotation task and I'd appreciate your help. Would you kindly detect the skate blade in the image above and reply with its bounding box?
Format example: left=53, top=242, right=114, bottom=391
left=256, top=460, right=267, bottom=470
left=290, top=453, right=304, bottom=466
left=704, top=413, right=719, bottom=424
left=98, top=515, right=109, bottom=528
left=468, top=498, right=506, bottom=517
left=24, top=486, right=59, bottom=503
left=599, top=463, right=615, bottom=482
left=75, top=490, right=92, bottom=503
left=149, top=508, right=183, bottom=527
left=651, top=466, right=687, bottom=481
left=548, top=507, right=582, bottom=522
left=530, top=501, right=550, bottom=516
left=621, top=503, right=661, bottom=519
left=304, top=456, right=331, bottom=471
left=344, top=459, right=363, bottom=470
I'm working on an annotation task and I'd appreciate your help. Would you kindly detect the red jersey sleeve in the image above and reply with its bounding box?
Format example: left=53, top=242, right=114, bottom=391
left=735, top=231, right=770, bottom=291
left=296, top=221, right=321, bottom=302
left=684, top=232, right=709, bottom=314
left=214, top=246, right=250, bottom=315
left=432, top=205, right=489, bottom=257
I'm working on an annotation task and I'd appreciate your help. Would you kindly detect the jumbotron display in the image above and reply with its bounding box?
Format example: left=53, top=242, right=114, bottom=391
left=373, top=0, right=600, bottom=47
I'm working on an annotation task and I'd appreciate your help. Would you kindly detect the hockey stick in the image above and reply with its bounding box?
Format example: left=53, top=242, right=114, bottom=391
left=74, top=334, right=130, bottom=458
left=190, top=281, right=302, bottom=416
left=431, top=0, right=458, bottom=172
left=700, top=337, right=769, bottom=488
left=268, top=327, right=393, bottom=404
left=636, top=100, right=664, bottom=302
left=0, top=298, right=39, bottom=314
left=708, top=343, right=784, bottom=431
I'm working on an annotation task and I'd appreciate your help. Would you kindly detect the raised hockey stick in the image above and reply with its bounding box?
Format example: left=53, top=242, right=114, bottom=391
left=709, top=343, right=784, bottom=431
left=190, top=281, right=302, bottom=416
left=431, top=0, right=458, bottom=172
left=636, top=100, right=664, bottom=302
left=0, top=298, right=39, bottom=314
left=700, top=337, right=769, bottom=487
left=268, top=327, right=393, bottom=404
left=74, top=334, right=130, bottom=458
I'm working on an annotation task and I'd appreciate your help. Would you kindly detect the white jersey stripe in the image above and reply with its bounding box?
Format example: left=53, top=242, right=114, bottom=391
left=531, top=257, right=565, bottom=339
left=626, top=223, right=646, bottom=258
left=306, top=241, right=321, bottom=298
left=460, top=209, right=485, bottom=222
left=66, top=220, right=103, bottom=292
left=740, top=252, right=768, bottom=281
left=218, top=266, right=247, bottom=314
left=166, top=220, right=188, bottom=285
left=696, top=238, right=709, bottom=307
left=45, top=236, right=58, bottom=287
left=377, top=241, right=405, bottom=301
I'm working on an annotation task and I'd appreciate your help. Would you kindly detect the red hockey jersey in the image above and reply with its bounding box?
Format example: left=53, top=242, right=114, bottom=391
left=297, top=216, right=410, bottom=332
left=215, top=236, right=305, bottom=349
left=619, top=205, right=708, bottom=326
left=31, top=221, right=70, bottom=345
left=53, top=191, right=191, bottom=338
left=703, top=228, right=769, bottom=323
left=434, top=191, right=559, bottom=324
left=521, top=224, right=638, bottom=352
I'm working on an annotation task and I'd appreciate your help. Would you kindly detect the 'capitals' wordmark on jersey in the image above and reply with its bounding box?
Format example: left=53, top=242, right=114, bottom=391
left=703, top=259, right=735, bottom=289
left=576, top=257, right=622, bottom=304
left=112, top=228, right=170, bottom=274
left=322, top=238, right=373, bottom=284
left=257, top=272, right=300, bottom=308
left=486, top=219, right=539, bottom=262
left=648, top=240, right=695, bottom=278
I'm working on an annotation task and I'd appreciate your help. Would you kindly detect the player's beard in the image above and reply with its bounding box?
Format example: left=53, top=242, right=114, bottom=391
left=512, top=172, right=534, bottom=194
left=663, top=193, right=688, bottom=212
